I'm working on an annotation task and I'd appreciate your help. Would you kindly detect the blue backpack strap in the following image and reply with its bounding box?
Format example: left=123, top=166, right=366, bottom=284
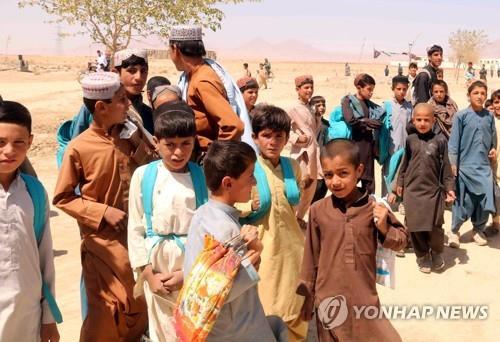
left=240, top=161, right=272, bottom=225
left=20, top=173, right=63, bottom=324
left=378, top=101, right=393, bottom=165
left=187, top=162, right=209, bottom=208
left=280, top=157, right=301, bottom=206
left=56, top=120, right=73, bottom=169
left=20, top=174, right=45, bottom=242
left=141, top=160, right=161, bottom=238
left=328, top=105, right=352, bottom=140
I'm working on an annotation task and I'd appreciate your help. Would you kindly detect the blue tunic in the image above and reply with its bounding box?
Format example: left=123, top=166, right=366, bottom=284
left=448, top=107, right=497, bottom=231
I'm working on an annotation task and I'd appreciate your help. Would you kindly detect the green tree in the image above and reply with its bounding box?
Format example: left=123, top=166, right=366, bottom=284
left=19, top=0, right=256, bottom=55
left=448, top=29, right=488, bottom=66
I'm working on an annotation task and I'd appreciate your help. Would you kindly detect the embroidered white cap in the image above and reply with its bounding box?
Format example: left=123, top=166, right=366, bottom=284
left=169, top=25, right=203, bottom=41
left=81, top=72, right=121, bottom=100
left=152, top=85, right=182, bottom=103
left=114, top=48, right=148, bottom=67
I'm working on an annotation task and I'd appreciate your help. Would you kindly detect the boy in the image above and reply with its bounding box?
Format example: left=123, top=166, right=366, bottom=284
left=184, top=140, right=281, bottom=341
left=391, top=104, right=455, bottom=273
left=53, top=72, right=154, bottom=341
left=258, top=63, right=268, bottom=89
left=448, top=81, right=496, bottom=247
left=310, top=95, right=330, bottom=204
left=405, top=62, right=418, bottom=103
left=342, top=73, right=383, bottom=194
left=414, top=45, right=443, bottom=104
left=427, top=80, right=458, bottom=139
left=298, top=139, right=407, bottom=341
left=288, top=75, right=320, bottom=223
left=128, top=106, right=205, bottom=341
left=237, top=76, right=259, bottom=114
left=381, top=76, right=412, bottom=199
left=238, top=105, right=307, bottom=340
left=487, top=90, right=500, bottom=233
left=243, top=62, right=252, bottom=77
left=0, top=100, right=59, bottom=341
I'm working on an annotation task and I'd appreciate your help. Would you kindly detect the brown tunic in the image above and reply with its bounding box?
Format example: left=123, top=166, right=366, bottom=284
left=298, top=193, right=408, bottom=342
left=186, top=63, right=244, bottom=151
left=397, top=132, right=455, bottom=232
left=53, top=124, right=155, bottom=341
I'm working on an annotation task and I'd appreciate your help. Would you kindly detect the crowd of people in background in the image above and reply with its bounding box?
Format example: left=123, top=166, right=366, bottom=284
left=3, top=23, right=500, bottom=342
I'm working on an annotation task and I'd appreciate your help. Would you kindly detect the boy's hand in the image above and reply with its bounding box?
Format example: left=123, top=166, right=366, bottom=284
left=103, top=207, right=127, bottom=231
left=41, top=323, right=60, bottom=342
left=298, top=134, right=309, bottom=144
left=251, top=199, right=260, bottom=211
left=445, top=191, right=456, bottom=204
left=489, top=148, right=496, bottom=161
left=241, top=225, right=263, bottom=268
left=387, top=193, right=397, bottom=205
left=396, top=186, right=403, bottom=197
left=299, top=295, right=314, bottom=321
left=451, top=165, right=457, bottom=177
left=162, top=270, right=183, bottom=292
left=302, top=177, right=314, bottom=189
left=373, top=202, right=389, bottom=234
left=143, top=266, right=170, bottom=296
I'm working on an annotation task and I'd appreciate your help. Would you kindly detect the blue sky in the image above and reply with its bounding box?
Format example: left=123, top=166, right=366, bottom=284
left=1, top=0, right=499, bottom=56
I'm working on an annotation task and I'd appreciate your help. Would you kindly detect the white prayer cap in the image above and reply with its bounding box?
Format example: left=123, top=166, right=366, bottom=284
left=81, top=72, right=121, bottom=100
left=169, top=25, right=203, bottom=41
left=114, top=48, right=148, bottom=67
left=152, top=85, right=182, bottom=103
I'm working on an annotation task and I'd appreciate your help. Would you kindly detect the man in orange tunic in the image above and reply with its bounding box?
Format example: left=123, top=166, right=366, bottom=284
left=168, top=25, right=244, bottom=154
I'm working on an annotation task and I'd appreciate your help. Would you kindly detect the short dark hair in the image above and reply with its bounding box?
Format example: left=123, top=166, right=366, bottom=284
left=310, top=96, right=326, bottom=106
left=485, top=99, right=492, bottom=108
left=431, top=80, right=449, bottom=94
left=243, top=63, right=249, bottom=68
left=251, top=104, right=291, bottom=136
left=154, top=107, right=196, bottom=139
left=147, top=76, right=171, bottom=94
left=204, top=140, right=256, bottom=192
left=321, top=139, right=361, bottom=167
left=82, top=98, right=112, bottom=114
left=491, top=89, right=500, bottom=101
left=392, top=75, right=409, bottom=89
left=427, top=45, right=443, bottom=57
left=0, top=100, right=32, bottom=133
left=467, top=80, right=487, bottom=95
left=354, top=74, right=376, bottom=88
left=169, top=40, right=206, bottom=58
left=116, top=55, right=148, bottom=71
left=409, top=62, right=418, bottom=69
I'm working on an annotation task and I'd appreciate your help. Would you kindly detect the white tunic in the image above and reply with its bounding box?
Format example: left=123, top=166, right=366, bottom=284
left=0, top=174, right=56, bottom=341
left=128, top=162, right=197, bottom=342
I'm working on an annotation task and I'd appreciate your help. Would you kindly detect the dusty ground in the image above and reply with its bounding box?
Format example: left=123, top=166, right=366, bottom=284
left=1, top=56, right=499, bottom=341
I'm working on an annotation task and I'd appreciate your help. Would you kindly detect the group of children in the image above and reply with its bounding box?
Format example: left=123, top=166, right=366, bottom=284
left=2, top=53, right=500, bottom=342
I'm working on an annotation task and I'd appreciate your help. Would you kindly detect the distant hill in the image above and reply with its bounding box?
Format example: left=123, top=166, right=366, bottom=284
left=212, top=38, right=359, bottom=62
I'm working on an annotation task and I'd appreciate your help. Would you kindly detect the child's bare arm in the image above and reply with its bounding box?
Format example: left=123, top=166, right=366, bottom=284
left=40, top=323, right=59, bottom=342
left=53, top=148, right=108, bottom=230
